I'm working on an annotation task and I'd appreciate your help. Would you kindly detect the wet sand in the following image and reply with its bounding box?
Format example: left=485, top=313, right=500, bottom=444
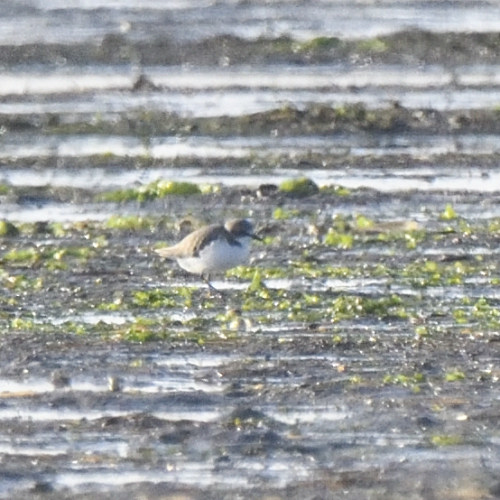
left=0, top=1, right=500, bottom=499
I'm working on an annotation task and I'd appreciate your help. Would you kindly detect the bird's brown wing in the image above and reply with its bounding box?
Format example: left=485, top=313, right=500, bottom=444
left=155, top=224, right=228, bottom=259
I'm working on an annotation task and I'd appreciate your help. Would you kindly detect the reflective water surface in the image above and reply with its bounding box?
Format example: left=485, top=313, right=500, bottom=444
left=0, top=1, right=500, bottom=499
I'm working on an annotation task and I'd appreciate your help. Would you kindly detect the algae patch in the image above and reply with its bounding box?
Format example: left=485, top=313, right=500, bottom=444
left=99, top=180, right=201, bottom=203
left=279, top=177, right=319, bottom=197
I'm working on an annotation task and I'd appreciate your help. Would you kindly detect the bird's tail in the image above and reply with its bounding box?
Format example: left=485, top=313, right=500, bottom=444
left=155, top=246, right=177, bottom=258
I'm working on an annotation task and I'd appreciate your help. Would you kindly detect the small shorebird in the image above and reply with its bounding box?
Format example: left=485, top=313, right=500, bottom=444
left=155, top=219, right=261, bottom=288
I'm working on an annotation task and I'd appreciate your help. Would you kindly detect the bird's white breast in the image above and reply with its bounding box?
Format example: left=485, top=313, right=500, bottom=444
left=177, top=236, right=251, bottom=275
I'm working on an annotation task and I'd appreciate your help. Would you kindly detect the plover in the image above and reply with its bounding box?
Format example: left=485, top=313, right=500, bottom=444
left=156, top=219, right=261, bottom=288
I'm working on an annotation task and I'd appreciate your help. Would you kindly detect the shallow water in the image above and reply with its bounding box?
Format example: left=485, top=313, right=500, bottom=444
left=0, top=2, right=500, bottom=500
left=3, top=65, right=500, bottom=115
left=3, top=0, right=500, bottom=45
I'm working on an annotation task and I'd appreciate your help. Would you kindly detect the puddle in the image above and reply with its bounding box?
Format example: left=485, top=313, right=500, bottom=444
left=1, top=3, right=500, bottom=500
left=0, top=203, right=112, bottom=223
left=53, top=311, right=134, bottom=326
left=269, top=407, right=349, bottom=425
left=153, top=352, right=241, bottom=369
left=3, top=2, right=500, bottom=45
left=0, top=442, right=68, bottom=457
left=54, top=466, right=252, bottom=492
left=0, top=73, right=132, bottom=96
left=0, top=378, right=54, bottom=396
left=2, top=134, right=500, bottom=163
left=0, top=406, right=222, bottom=424
left=3, top=66, right=500, bottom=120
left=0, top=375, right=224, bottom=398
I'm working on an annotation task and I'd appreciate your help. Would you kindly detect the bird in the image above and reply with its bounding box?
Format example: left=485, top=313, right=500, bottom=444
left=155, top=219, right=262, bottom=288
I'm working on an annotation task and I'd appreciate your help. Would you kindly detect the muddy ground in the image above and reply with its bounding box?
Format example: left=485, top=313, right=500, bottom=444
left=1, top=2, right=500, bottom=499
left=0, top=184, right=499, bottom=500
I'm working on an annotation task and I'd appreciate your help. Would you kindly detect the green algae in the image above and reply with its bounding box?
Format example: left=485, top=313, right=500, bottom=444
left=414, top=325, right=429, bottom=337
left=383, top=372, right=426, bottom=389
left=318, top=214, right=427, bottom=250
left=430, top=435, right=464, bottom=447
left=0, top=220, right=19, bottom=237
left=356, top=38, right=388, bottom=54
left=444, top=370, right=466, bottom=382
left=227, top=265, right=287, bottom=281
left=1, top=244, right=95, bottom=274
left=110, top=315, right=211, bottom=343
left=105, top=215, right=157, bottom=231
left=272, top=207, right=300, bottom=220
left=296, top=36, right=342, bottom=52
left=1, top=207, right=495, bottom=346
left=5, top=31, right=500, bottom=70
left=291, top=259, right=366, bottom=279
left=98, top=299, right=124, bottom=311
left=453, top=297, right=500, bottom=329
left=232, top=258, right=391, bottom=283
left=131, top=286, right=194, bottom=309
left=2, top=247, right=40, bottom=264
left=487, top=217, right=500, bottom=233
left=59, top=321, right=87, bottom=336
left=240, top=283, right=410, bottom=324
left=122, top=317, right=159, bottom=342
left=401, top=258, right=480, bottom=288
left=355, top=214, right=375, bottom=230
left=1, top=183, right=498, bottom=356
left=132, top=289, right=179, bottom=309
left=99, top=179, right=201, bottom=203
left=320, top=184, right=351, bottom=197
left=49, top=222, right=68, bottom=237
left=328, top=294, right=408, bottom=322
left=10, top=317, right=35, bottom=330
left=32, top=101, right=500, bottom=141
left=323, top=228, right=354, bottom=249
left=246, top=269, right=267, bottom=293
left=440, top=203, right=458, bottom=221
left=279, top=177, right=319, bottom=198
left=0, top=271, right=43, bottom=291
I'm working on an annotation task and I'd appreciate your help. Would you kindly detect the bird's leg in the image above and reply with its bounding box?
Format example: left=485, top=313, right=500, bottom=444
left=202, top=274, right=222, bottom=295
left=202, top=273, right=216, bottom=291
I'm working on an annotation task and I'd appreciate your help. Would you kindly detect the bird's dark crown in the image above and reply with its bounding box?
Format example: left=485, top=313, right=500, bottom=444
left=224, top=219, right=254, bottom=238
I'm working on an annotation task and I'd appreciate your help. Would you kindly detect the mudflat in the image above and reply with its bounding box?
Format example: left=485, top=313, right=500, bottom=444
left=0, top=1, right=499, bottom=498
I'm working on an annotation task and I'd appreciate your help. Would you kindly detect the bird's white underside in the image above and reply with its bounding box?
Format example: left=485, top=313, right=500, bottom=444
left=176, top=236, right=251, bottom=275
